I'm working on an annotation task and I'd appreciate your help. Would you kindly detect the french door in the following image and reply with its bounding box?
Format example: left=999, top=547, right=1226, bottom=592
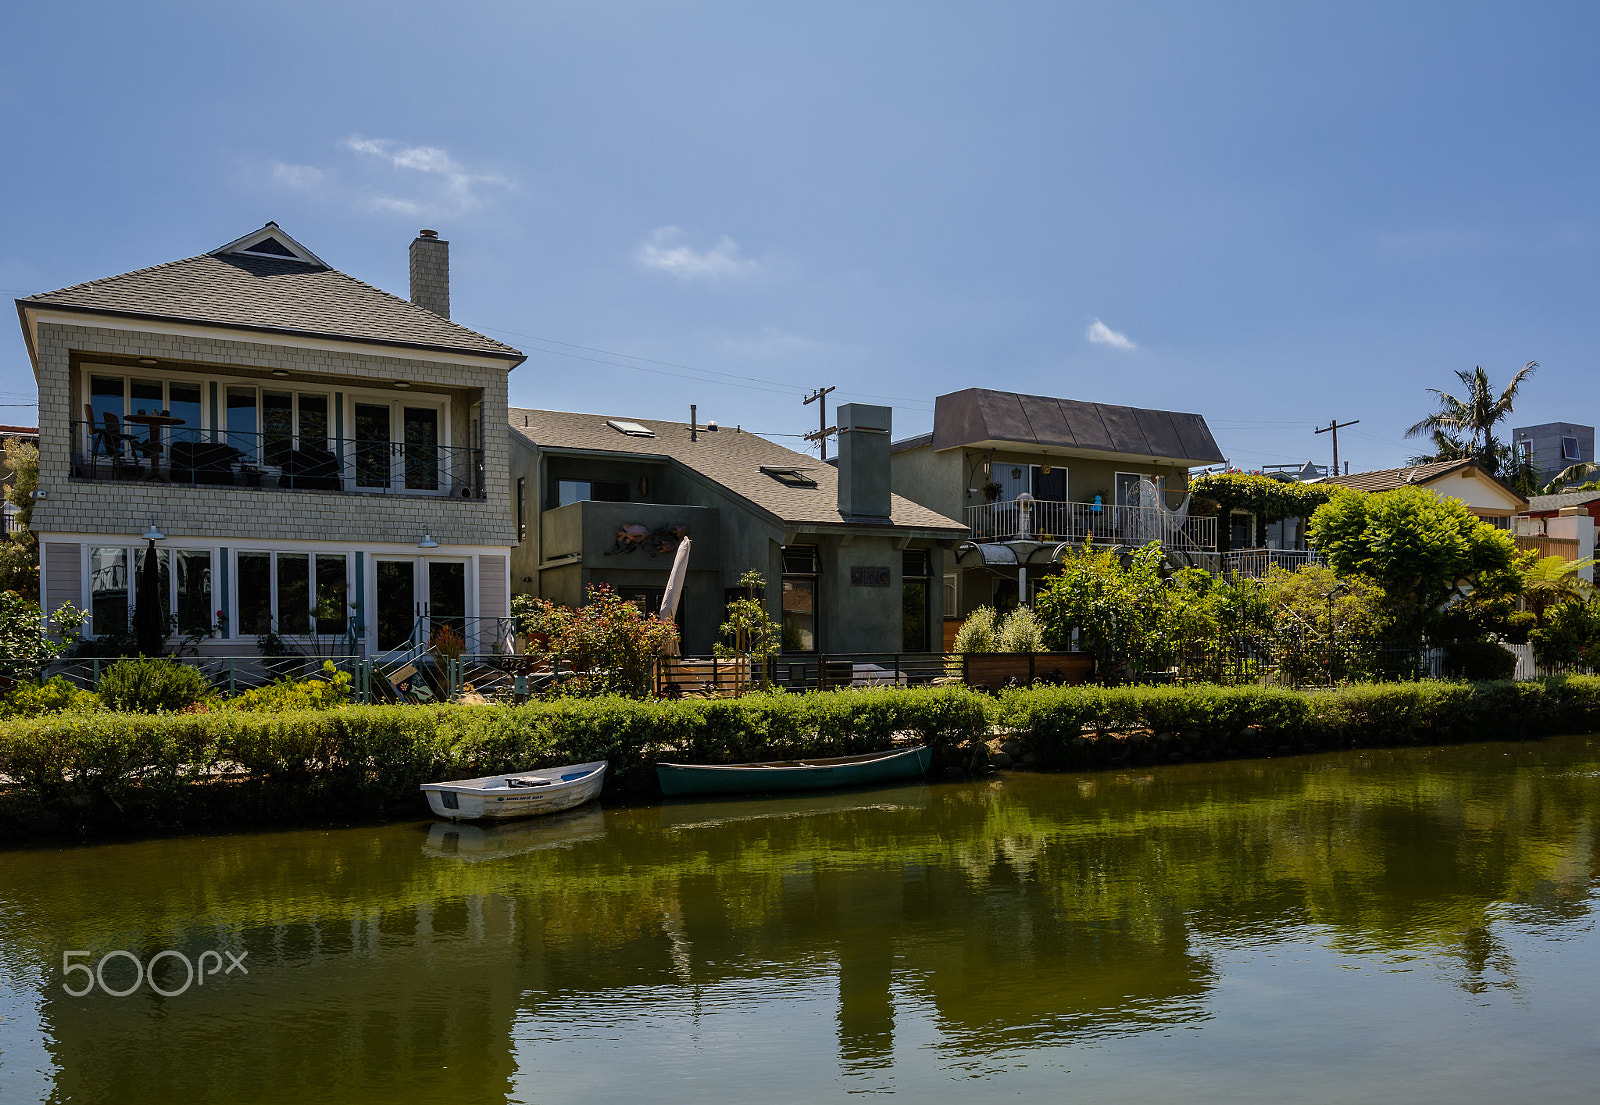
left=373, top=558, right=467, bottom=652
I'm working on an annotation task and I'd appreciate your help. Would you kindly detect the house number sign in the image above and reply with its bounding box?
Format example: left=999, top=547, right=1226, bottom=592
left=850, top=566, right=891, bottom=587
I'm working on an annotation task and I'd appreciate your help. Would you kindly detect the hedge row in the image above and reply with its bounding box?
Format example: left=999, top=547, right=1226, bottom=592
left=4, top=678, right=1600, bottom=840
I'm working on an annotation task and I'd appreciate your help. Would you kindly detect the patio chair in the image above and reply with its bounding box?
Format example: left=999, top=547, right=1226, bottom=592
left=84, top=407, right=142, bottom=479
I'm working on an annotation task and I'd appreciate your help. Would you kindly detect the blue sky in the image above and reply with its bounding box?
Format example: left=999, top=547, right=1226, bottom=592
left=3, top=1, right=1597, bottom=472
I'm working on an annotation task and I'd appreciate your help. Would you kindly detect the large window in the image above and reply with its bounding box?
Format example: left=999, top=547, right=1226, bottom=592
left=89, top=546, right=212, bottom=637
left=780, top=545, right=819, bottom=653
left=555, top=479, right=629, bottom=506
left=237, top=551, right=351, bottom=637
left=902, top=550, right=931, bottom=652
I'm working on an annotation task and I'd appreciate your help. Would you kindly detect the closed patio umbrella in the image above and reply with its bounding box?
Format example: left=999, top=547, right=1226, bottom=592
left=133, top=539, right=165, bottom=656
left=658, top=536, right=691, bottom=657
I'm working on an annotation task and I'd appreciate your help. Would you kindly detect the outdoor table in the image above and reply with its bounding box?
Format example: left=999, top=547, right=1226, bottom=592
left=122, top=412, right=185, bottom=481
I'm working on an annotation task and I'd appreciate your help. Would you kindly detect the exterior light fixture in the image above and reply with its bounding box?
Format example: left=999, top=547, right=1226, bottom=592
left=137, top=358, right=158, bottom=366
left=271, top=369, right=290, bottom=378
left=142, top=522, right=165, bottom=541
left=418, top=532, right=439, bottom=549
left=394, top=381, right=412, bottom=389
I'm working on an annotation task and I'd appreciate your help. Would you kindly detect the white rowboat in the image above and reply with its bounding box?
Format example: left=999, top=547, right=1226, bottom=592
left=421, top=761, right=608, bottom=821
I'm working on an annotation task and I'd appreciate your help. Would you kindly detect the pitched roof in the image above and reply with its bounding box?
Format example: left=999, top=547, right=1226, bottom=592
left=926, top=387, right=1225, bottom=465
left=1323, top=458, right=1477, bottom=492
left=1324, top=458, right=1528, bottom=507
left=18, top=227, right=522, bottom=362
left=510, top=407, right=967, bottom=533
left=1525, top=489, right=1600, bottom=513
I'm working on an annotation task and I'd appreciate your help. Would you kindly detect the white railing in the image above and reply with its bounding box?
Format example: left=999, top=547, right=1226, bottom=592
left=1223, top=548, right=1324, bottom=578
left=964, top=499, right=1217, bottom=551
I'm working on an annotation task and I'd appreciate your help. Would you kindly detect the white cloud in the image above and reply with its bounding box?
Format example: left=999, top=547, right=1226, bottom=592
left=1086, top=318, right=1136, bottom=351
left=270, top=161, right=327, bottom=190
left=340, top=135, right=511, bottom=217
left=635, top=226, right=759, bottom=280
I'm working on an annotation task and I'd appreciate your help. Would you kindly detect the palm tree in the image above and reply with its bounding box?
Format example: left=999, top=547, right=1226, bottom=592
left=1404, top=361, right=1538, bottom=476
left=1522, top=554, right=1595, bottom=624
left=1541, top=461, right=1600, bottom=495
left=1406, top=428, right=1470, bottom=467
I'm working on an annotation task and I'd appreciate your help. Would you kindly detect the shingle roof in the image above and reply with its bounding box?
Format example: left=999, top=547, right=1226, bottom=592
left=1324, top=459, right=1528, bottom=507
left=20, top=249, right=522, bottom=361
left=511, top=407, right=967, bottom=532
left=1525, top=489, right=1600, bottom=513
left=1324, top=458, right=1476, bottom=492
left=927, top=387, right=1225, bottom=465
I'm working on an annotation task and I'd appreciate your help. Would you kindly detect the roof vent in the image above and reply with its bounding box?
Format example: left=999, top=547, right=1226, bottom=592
left=606, top=419, right=655, bottom=438
left=242, top=236, right=295, bottom=257
left=761, top=465, right=818, bottom=488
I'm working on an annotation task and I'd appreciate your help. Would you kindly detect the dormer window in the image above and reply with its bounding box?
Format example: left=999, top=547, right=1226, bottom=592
left=762, top=465, right=818, bottom=488
left=605, top=420, right=655, bottom=438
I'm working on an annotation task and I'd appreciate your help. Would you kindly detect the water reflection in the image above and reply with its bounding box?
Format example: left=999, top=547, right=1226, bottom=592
left=2, top=737, right=1599, bottom=1103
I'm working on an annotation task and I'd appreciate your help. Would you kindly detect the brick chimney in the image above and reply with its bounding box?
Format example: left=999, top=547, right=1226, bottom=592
left=409, top=229, right=450, bottom=319
left=837, top=403, right=893, bottom=518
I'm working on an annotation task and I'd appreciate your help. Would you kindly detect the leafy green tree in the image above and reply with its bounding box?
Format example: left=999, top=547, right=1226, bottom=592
left=1307, top=486, right=1522, bottom=640
left=951, top=606, right=998, bottom=654
left=1258, top=563, right=1389, bottom=641
left=1034, top=542, right=1170, bottom=674
left=1403, top=361, right=1537, bottom=476
left=0, top=437, right=39, bottom=597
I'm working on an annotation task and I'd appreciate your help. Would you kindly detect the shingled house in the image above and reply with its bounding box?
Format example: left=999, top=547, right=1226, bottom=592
left=509, top=404, right=967, bottom=656
left=890, top=387, right=1225, bottom=623
left=16, top=223, right=523, bottom=655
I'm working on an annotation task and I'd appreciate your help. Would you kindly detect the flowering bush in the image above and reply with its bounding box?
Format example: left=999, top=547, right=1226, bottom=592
left=520, top=585, right=676, bottom=698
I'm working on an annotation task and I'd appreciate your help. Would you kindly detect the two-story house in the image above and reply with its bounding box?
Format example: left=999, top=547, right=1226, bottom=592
left=890, top=387, right=1226, bottom=626
left=16, top=223, right=524, bottom=656
left=510, top=403, right=967, bottom=656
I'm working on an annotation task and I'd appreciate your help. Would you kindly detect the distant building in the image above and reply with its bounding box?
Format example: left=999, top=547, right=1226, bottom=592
left=1513, top=422, right=1594, bottom=487
left=1324, top=458, right=1527, bottom=527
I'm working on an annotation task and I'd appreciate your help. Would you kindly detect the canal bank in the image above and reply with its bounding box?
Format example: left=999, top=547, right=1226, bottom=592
left=2, top=678, right=1599, bottom=842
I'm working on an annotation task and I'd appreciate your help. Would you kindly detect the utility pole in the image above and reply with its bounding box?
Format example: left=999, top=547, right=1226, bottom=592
left=803, top=386, right=836, bottom=460
left=1314, top=418, right=1359, bottom=477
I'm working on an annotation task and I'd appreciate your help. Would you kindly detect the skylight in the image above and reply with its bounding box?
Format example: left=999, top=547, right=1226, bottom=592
left=762, top=465, right=819, bottom=488
left=606, top=419, right=655, bottom=438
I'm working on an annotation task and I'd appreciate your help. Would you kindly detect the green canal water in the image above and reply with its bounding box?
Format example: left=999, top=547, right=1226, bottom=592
left=5, top=736, right=1600, bottom=1103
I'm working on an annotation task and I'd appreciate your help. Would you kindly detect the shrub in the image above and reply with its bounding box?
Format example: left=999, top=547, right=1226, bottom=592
left=0, top=676, right=99, bottom=717
left=228, top=661, right=354, bottom=712
left=952, top=607, right=998, bottom=654
left=96, top=657, right=213, bottom=714
left=995, top=607, right=1045, bottom=653
left=1443, top=640, right=1518, bottom=681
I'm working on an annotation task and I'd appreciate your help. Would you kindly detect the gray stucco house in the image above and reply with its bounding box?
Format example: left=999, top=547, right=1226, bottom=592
left=16, top=223, right=524, bottom=655
left=509, top=404, right=967, bottom=655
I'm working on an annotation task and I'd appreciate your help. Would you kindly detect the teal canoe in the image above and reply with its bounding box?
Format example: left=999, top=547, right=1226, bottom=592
left=656, top=745, right=932, bottom=797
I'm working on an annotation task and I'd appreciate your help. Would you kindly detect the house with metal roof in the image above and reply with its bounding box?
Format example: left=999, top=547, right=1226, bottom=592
left=889, top=387, right=1226, bottom=624
left=509, top=404, right=967, bottom=656
left=16, top=223, right=523, bottom=655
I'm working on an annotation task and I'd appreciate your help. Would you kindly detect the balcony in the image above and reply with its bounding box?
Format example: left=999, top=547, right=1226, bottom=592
left=1222, top=548, right=1324, bottom=578
left=71, top=421, right=484, bottom=498
left=965, top=499, right=1217, bottom=551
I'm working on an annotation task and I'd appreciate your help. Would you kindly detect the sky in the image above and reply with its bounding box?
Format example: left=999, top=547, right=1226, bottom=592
left=3, top=1, right=1598, bottom=473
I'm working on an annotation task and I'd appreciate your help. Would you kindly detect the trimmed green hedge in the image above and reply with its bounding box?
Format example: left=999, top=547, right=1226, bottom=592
left=4, top=679, right=1600, bottom=840
left=0, top=686, right=990, bottom=838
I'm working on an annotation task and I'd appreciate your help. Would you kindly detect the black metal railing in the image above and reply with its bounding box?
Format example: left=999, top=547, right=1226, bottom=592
left=70, top=421, right=485, bottom=498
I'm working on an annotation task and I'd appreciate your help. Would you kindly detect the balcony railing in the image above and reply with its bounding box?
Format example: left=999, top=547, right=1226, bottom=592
left=965, top=499, right=1217, bottom=551
left=71, top=421, right=485, bottom=498
left=1222, top=548, right=1323, bottom=578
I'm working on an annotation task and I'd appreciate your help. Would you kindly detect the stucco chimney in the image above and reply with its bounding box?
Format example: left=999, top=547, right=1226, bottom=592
left=409, top=229, right=450, bottom=319
left=837, top=403, right=893, bottom=518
